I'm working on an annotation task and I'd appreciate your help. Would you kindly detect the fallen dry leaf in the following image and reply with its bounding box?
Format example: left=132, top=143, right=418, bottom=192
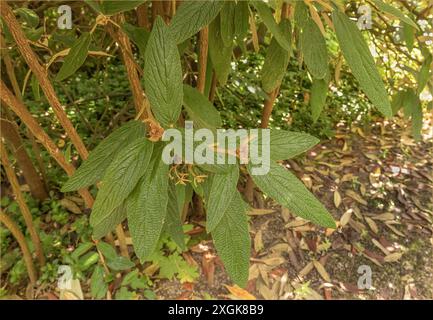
left=340, top=209, right=352, bottom=227
left=365, top=217, right=379, bottom=234
left=384, top=252, right=403, bottom=263
left=334, top=190, right=342, bottom=208
left=224, top=285, right=256, bottom=300
left=313, top=260, right=331, bottom=282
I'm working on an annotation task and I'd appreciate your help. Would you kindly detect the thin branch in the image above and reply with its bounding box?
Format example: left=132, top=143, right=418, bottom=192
left=0, top=2, right=89, bottom=160
left=1, top=141, right=45, bottom=266
left=0, top=210, right=38, bottom=285
left=197, top=27, right=209, bottom=94
left=0, top=80, right=95, bottom=208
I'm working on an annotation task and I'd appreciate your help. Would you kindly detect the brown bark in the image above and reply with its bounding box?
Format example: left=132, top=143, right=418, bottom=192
left=1, top=142, right=45, bottom=266
left=106, top=16, right=146, bottom=118
left=208, top=72, right=217, bottom=102
left=197, top=27, right=209, bottom=94
left=115, top=224, right=129, bottom=258
left=260, top=88, right=279, bottom=128
left=136, top=3, right=150, bottom=30
left=0, top=2, right=89, bottom=160
left=0, top=80, right=94, bottom=208
left=0, top=210, right=37, bottom=285
left=1, top=33, right=49, bottom=189
left=0, top=33, right=22, bottom=100
left=0, top=119, right=48, bottom=200
left=151, top=1, right=164, bottom=23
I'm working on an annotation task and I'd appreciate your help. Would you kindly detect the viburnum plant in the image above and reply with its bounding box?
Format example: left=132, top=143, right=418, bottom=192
left=2, top=0, right=429, bottom=287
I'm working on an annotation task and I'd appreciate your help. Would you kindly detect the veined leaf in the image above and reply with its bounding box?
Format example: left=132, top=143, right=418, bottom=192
left=183, top=84, right=222, bottom=129
left=163, top=182, right=186, bottom=250
left=62, top=121, right=146, bottom=192
left=411, top=101, right=423, bottom=141
left=220, top=1, right=236, bottom=46
left=206, top=165, right=239, bottom=232
left=417, top=53, right=432, bottom=95
left=90, top=138, right=154, bottom=236
left=234, top=1, right=250, bottom=40
left=402, top=88, right=417, bottom=119
left=127, top=157, right=169, bottom=263
left=402, top=88, right=422, bottom=140
left=372, top=0, right=419, bottom=30
left=300, top=16, right=328, bottom=79
left=252, top=1, right=291, bottom=51
left=212, top=191, right=250, bottom=287
left=100, top=0, right=146, bottom=15
left=92, top=202, right=127, bottom=239
left=391, top=90, right=405, bottom=115
left=310, top=78, right=328, bottom=122
left=250, top=129, right=319, bottom=160
left=261, top=19, right=291, bottom=93
left=402, top=23, right=414, bottom=53
left=55, top=33, right=91, bottom=81
left=332, top=10, right=392, bottom=118
left=121, top=23, right=149, bottom=56
left=16, top=8, right=39, bottom=28
left=170, top=0, right=224, bottom=44
left=249, top=162, right=335, bottom=228
left=144, top=17, right=183, bottom=128
left=90, top=266, right=107, bottom=299
left=209, top=15, right=233, bottom=85
left=294, top=1, right=309, bottom=29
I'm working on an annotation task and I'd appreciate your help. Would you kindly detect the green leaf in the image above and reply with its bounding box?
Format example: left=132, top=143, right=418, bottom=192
left=249, top=162, right=335, bottom=228
left=250, top=129, right=319, bottom=161
left=91, top=266, right=107, bottom=299
left=96, top=242, right=117, bottom=261
left=209, top=15, right=233, bottom=85
left=183, top=84, right=222, bottom=129
left=252, top=1, right=291, bottom=51
left=206, top=165, right=239, bottom=232
left=55, top=33, right=91, bottom=81
left=107, top=256, right=135, bottom=271
left=127, top=156, right=169, bottom=263
left=93, top=202, right=127, bottom=239
left=310, top=78, right=328, bottom=122
left=261, top=19, right=291, bottom=92
left=402, top=88, right=417, bottom=119
left=79, top=252, right=99, bottom=271
left=300, top=17, right=328, bottom=79
left=211, top=191, right=250, bottom=287
left=62, top=121, right=146, bottom=192
left=115, top=287, right=135, bottom=300
left=234, top=1, right=249, bottom=40
left=16, top=8, right=39, bottom=28
left=121, top=23, right=150, bottom=56
left=372, top=0, right=419, bottom=30
left=90, top=138, right=154, bottom=237
left=163, top=182, right=186, bottom=250
left=417, top=53, right=432, bottom=95
left=332, top=10, right=392, bottom=118
left=144, top=17, right=183, bottom=128
left=100, top=0, right=146, bottom=15
left=71, top=242, right=94, bottom=261
left=155, top=253, right=198, bottom=282
left=294, top=1, right=309, bottom=29
left=169, top=0, right=224, bottom=44
left=411, top=101, right=423, bottom=141
left=220, top=1, right=236, bottom=46
left=402, top=23, right=414, bottom=53
left=25, top=27, right=43, bottom=41
left=391, top=90, right=405, bottom=115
